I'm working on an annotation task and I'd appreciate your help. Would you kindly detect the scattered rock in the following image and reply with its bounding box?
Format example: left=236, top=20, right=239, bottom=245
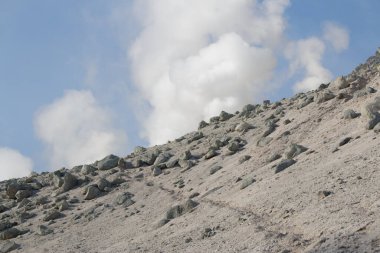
left=84, top=186, right=101, bottom=200
left=315, top=90, right=335, bottom=103
left=363, top=97, right=380, bottom=129
left=58, top=200, right=69, bottom=212
left=330, top=76, right=349, bottom=90
left=267, top=153, right=281, bottom=163
left=257, top=137, right=272, bottom=147
left=115, top=192, right=135, bottom=207
left=0, top=228, right=26, bottom=240
left=275, top=159, right=296, bottom=174
left=95, top=178, right=110, bottom=191
left=180, top=150, right=192, bottom=160
left=201, top=227, right=217, bottom=239
left=198, top=120, right=209, bottom=130
left=318, top=190, right=333, bottom=198
left=97, top=154, right=120, bottom=170
left=159, top=199, right=198, bottom=227
left=240, top=177, right=255, bottom=189
left=339, top=137, right=352, bottom=146
left=209, top=166, right=222, bottom=175
left=285, top=144, right=308, bottom=159
left=343, top=109, right=360, bottom=119
left=238, top=155, right=251, bottom=164
left=152, top=167, right=162, bottom=176
left=219, top=111, right=234, bottom=121
left=205, top=149, right=218, bottom=159
left=235, top=122, right=253, bottom=132
left=0, top=240, right=18, bottom=252
left=283, top=119, right=291, bottom=125
left=81, top=165, right=97, bottom=175
left=36, top=225, right=53, bottom=236
left=227, top=141, right=240, bottom=152
left=60, top=172, right=78, bottom=192
left=43, top=209, right=63, bottom=222
left=15, top=190, right=32, bottom=202
left=165, top=158, right=179, bottom=168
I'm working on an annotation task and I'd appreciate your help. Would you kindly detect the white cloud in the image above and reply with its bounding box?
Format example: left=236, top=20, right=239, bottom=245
left=286, top=37, right=333, bottom=92
left=129, top=0, right=289, bottom=145
left=35, top=90, right=127, bottom=169
left=323, top=22, right=349, bottom=52
left=0, top=147, right=33, bottom=180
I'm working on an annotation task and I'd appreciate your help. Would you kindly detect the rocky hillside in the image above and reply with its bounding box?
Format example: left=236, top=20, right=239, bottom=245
left=0, top=49, right=380, bottom=253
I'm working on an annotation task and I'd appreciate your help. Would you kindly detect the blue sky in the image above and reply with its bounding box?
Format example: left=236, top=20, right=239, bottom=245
left=0, top=0, right=379, bottom=178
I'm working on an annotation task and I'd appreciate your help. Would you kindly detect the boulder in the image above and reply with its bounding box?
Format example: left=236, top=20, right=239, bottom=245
left=152, top=167, right=162, bottom=176
left=363, top=97, right=380, bottom=129
left=15, top=190, right=32, bottom=202
left=159, top=199, right=198, bottom=227
left=97, top=154, right=119, bottom=170
left=179, top=150, right=192, bottom=160
left=81, top=165, right=97, bottom=175
left=84, top=186, right=101, bottom=200
left=60, top=172, right=78, bottom=192
left=114, top=192, right=135, bottom=207
left=95, top=178, right=110, bottom=191
left=204, top=149, right=218, bottom=159
left=0, top=228, right=24, bottom=240
left=154, top=152, right=171, bottom=165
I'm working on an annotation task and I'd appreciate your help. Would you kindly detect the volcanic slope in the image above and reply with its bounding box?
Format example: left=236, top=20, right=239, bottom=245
left=1, top=49, right=380, bottom=253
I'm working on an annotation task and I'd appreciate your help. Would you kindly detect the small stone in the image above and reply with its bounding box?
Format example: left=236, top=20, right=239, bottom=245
left=81, top=165, right=97, bottom=175
left=235, top=122, right=253, bottom=132
left=58, top=200, right=69, bottom=212
left=318, top=190, right=333, bottom=198
left=185, top=237, right=192, bottom=243
left=285, top=144, right=308, bottom=159
left=338, top=137, right=352, bottom=146
left=15, top=190, right=32, bottom=202
left=275, top=159, right=296, bottom=173
left=283, top=119, right=291, bottom=125
left=227, top=141, right=240, bottom=152
left=201, top=227, right=217, bottom=239
left=115, top=192, right=135, bottom=207
left=180, top=150, right=192, bottom=160
left=267, top=153, right=281, bottom=163
left=198, top=120, right=209, bottom=129
left=219, top=111, right=234, bottom=121
left=343, top=109, right=360, bottom=119
left=152, top=167, right=162, bottom=176
left=238, top=155, right=251, bottom=164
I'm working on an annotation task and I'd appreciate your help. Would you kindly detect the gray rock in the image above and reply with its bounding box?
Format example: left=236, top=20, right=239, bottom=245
left=262, top=123, right=277, bottom=137
left=0, top=228, right=25, bottom=240
left=235, top=122, right=253, bottom=132
left=256, top=137, right=272, bottom=147
left=0, top=240, right=18, bottom=252
left=6, top=183, right=22, bottom=199
left=115, top=192, right=135, bottom=206
left=154, top=152, right=171, bottom=165
left=343, top=109, right=360, bottom=119
left=219, top=111, right=234, bottom=121
left=285, top=144, right=308, bottom=159
left=95, top=178, right=110, bottom=191
left=315, top=90, right=335, bottom=103
left=201, top=227, right=217, bottom=239
left=58, top=200, right=69, bottom=211
left=81, top=165, right=97, bottom=175
left=0, top=221, right=15, bottom=232
left=133, top=146, right=146, bottom=155
left=15, top=190, right=32, bottom=202
left=178, top=159, right=194, bottom=172
left=36, top=225, right=53, bottom=236
left=84, top=186, right=101, bottom=200
left=43, top=209, right=63, bottom=222
left=97, top=154, right=119, bottom=170
left=210, top=166, right=222, bottom=175
left=363, top=97, right=380, bottom=129
left=60, top=172, right=78, bottom=192
left=204, top=149, right=218, bottom=159
left=152, top=167, right=162, bottom=176
left=227, top=141, right=240, bottom=152
left=165, top=158, right=179, bottom=168
left=188, top=131, right=204, bottom=143
left=140, top=152, right=158, bottom=166
left=238, top=155, right=251, bottom=164
left=267, top=153, right=281, bottom=163
left=275, top=159, right=296, bottom=173
left=159, top=199, right=199, bottom=227
left=179, top=150, right=192, bottom=160
left=240, top=177, right=255, bottom=189
left=198, top=120, right=209, bottom=129
left=52, top=171, right=64, bottom=188
left=209, top=116, right=220, bottom=123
